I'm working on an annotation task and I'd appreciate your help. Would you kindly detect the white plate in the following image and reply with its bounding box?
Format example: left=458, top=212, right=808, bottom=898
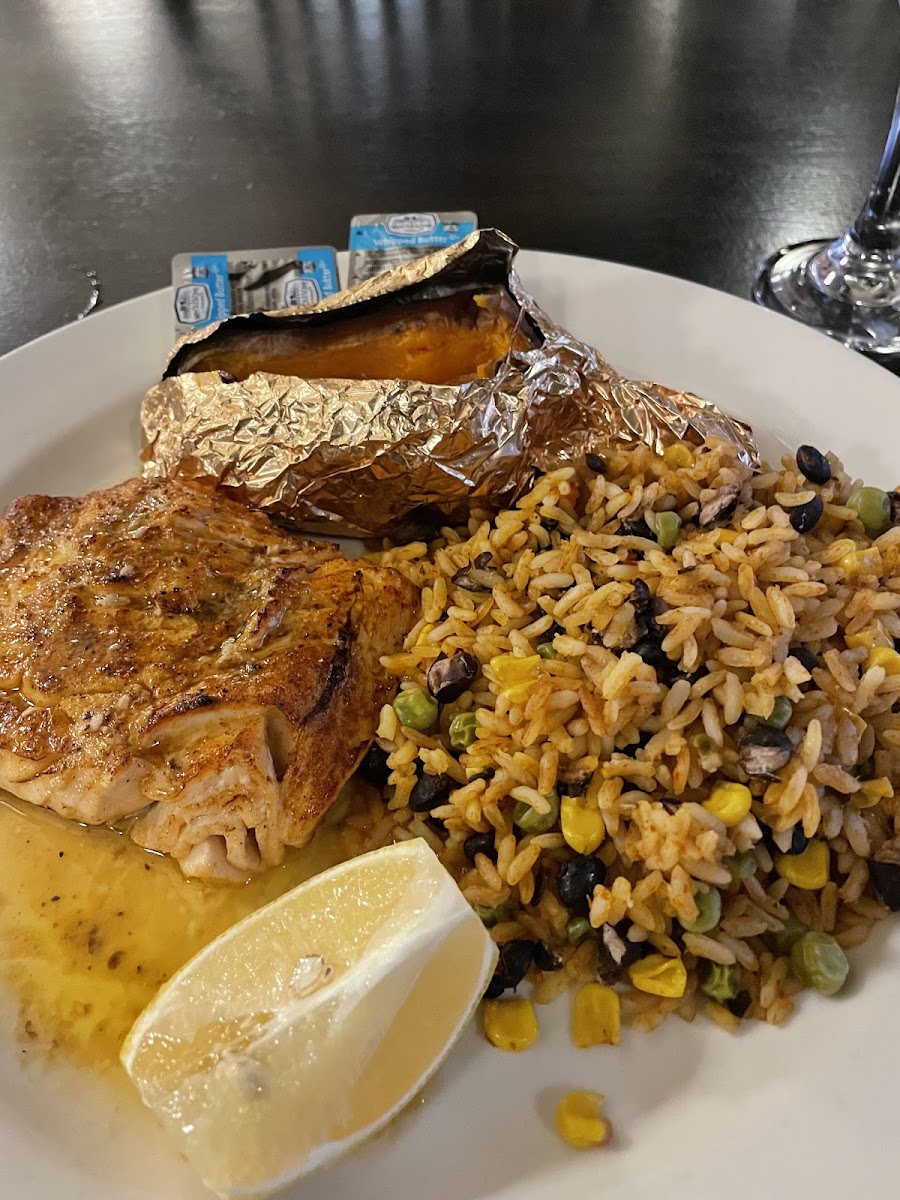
left=1, top=252, right=899, bottom=1200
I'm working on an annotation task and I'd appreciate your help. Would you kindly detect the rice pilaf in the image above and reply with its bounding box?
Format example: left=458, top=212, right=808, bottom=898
left=348, top=439, right=900, bottom=1031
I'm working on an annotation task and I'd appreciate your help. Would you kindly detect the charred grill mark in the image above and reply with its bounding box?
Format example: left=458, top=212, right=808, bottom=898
left=155, top=691, right=220, bottom=721
left=302, top=620, right=353, bottom=724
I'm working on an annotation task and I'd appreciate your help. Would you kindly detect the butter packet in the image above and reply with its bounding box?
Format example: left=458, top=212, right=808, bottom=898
left=347, top=211, right=477, bottom=285
left=171, top=246, right=339, bottom=335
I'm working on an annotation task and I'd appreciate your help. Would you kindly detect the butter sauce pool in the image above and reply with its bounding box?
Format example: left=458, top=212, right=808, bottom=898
left=0, top=794, right=345, bottom=1071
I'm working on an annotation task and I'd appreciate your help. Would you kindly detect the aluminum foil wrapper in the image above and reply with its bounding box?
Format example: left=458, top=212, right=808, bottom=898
left=141, top=229, right=758, bottom=538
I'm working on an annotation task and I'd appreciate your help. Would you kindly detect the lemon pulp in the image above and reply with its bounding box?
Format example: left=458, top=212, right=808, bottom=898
left=122, top=840, right=497, bottom=1197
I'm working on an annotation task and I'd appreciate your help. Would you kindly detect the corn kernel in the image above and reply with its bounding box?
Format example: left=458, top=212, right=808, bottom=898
left=852, top=776, right=893, bottom=810
left=628, top=953, right=687, bottom=998
left=555, top=1090, right=610, bottom=1150
left=703, top=781, right=753, bottom=827
left=840, top=548, right=883, bottom=577
left=570, top=982, right=620, bottom=1047
left=716, top=529, right=739, bottom=544
left=846, top=627, right=891, bottom=651
left=489, top=654, right=541, bottom=687
left=490, top=654, right=541, bottom=705
left=663, top=443, right=694, bottom=469
left=414, top=623, right=435, bottom=646
left=560, top=795, right=605, bottom=856
left=501, top=681, right=533, bottom=705
left=482, top=997, right=539, bottom=1052
left=775, top=839, right=829, bottom=890
left=868, top=646, right=900, bottom=676
left=859, top=776, right=894, bottom=802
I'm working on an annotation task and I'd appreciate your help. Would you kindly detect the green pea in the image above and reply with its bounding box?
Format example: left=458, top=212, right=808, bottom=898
left=691, top=732, right=717, bottom=755
left=475, top=898, right=516, bottom=928
left=700, top=961, right=741, bottom=1003
left=723, top=850, right=757, bottom=880
left=537, top=643, right=558, bottom=660
left=679, top=887, right=722, bottom=933
left=760, top=695, right=793, bottom=730
left=789, top=931, right=849, bottom=996
left=566, top=916, right=594, bottom=946
left=392, top=686, right=439, bottom=731
left=448, top=711, right=478, bottom=750
left=513, top=789, right=560, bottom=835
left=847, top=486, right=891, bottom=537
left=767, top=914, right=807, bottom=955
left=654, top=510, right=682, bottom=551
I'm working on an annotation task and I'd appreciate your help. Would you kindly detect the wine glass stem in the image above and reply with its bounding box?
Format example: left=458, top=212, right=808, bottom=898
left=850, top=81, right=900, bottom=253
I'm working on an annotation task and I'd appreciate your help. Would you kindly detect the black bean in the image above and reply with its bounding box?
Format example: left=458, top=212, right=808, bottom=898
left=870, top=851, right=900, bottom=911
left=499, top=940, right=535, bottom=985
left=474, top=551, right=493, bottom=570
left=789, top=644, right=820, bottom=672
left=483, top=975, right=506, bottom=1000
left=218, top=370, right=238, bottom=384
left=787, top=825, right=809, bottom=855
left=357, top=743, right=390, bottom=788
left=890, top=492, right=900, bottom=527
left=858, top=757, right=877, bottom=782
left=585, top=453, right=607, bottom=474
left=533, top=941, right=563, bottom=972
left=557, top=856, right=606, bottom=914
left=631, top=581, right=667, bottom=646
left=595, top=922, right=642, bottom=983
left=529, top=865, right=545, bottom=906
left=463, top=831, right=496, bottom=863
left=542, top=518, right=559, bottom=532
left=425, top=816, right=447, bottom=837
left=486, top=939, right=537, bottom=996
left=789, top=494, right=824, bottom=534
left=681, top=665, right=708, bottom=686
left=452, top=566, right=499, bottom=591
left=618, top=516, right=654, bottom=540
left=558, top=772, right=592, bottom=797
left=467, top=769, right=494, bottom=784
left=796, top=445, right=832, bottom=486
left=630, top=578, right=653, bottom=611
left=633, top=636, right=669, bottom=670
left=739, top=726, right=794, bottom=777
left=426, top=649, right=478, bottom=703
left=409, top=772, right=454, bottom=813
left=759, top=822, right=776, bottom=854
left=764, top=821, right=809, bottom=856
left=620, top=729, right=654, bottom=755
left=699, top=484, right=741, bottom=527
left=728, top=990, right=753, bottom=1019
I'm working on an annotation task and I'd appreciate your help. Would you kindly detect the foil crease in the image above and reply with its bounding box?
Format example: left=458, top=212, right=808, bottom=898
left=142, top=229, right=758, bottom=538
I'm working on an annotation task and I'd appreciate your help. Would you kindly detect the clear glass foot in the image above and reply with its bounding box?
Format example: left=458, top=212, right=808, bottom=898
left=754, top=69, right=900, bottom=365
left=753, top=234, right=900, bottom=361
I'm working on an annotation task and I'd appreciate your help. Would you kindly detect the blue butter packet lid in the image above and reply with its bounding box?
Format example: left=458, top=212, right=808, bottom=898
left=347, top=212, right=477, bottom=285
left=172, top=245, right=339, bottom=335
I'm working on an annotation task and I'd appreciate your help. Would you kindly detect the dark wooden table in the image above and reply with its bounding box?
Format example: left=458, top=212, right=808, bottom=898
left=1, top=0, right=898, bottom=358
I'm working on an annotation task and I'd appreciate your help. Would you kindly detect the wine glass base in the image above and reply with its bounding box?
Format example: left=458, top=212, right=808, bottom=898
left=753, top=238, right=900, bottom=363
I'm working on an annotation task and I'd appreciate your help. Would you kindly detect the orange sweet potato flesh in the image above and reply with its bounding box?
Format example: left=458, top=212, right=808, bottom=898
left=185, top=290, right=533, bottom=386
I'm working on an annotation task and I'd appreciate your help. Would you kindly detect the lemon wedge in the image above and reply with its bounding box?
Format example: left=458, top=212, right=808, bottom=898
left=121, top=839, right=497, bottom=1198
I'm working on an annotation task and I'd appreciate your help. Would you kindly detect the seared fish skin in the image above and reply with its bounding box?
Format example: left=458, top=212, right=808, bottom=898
left=0, top=477, right=418, bottom=880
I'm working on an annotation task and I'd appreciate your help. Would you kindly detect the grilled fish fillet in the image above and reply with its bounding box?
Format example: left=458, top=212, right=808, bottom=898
left=0, top=477, right=418, bottom=880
